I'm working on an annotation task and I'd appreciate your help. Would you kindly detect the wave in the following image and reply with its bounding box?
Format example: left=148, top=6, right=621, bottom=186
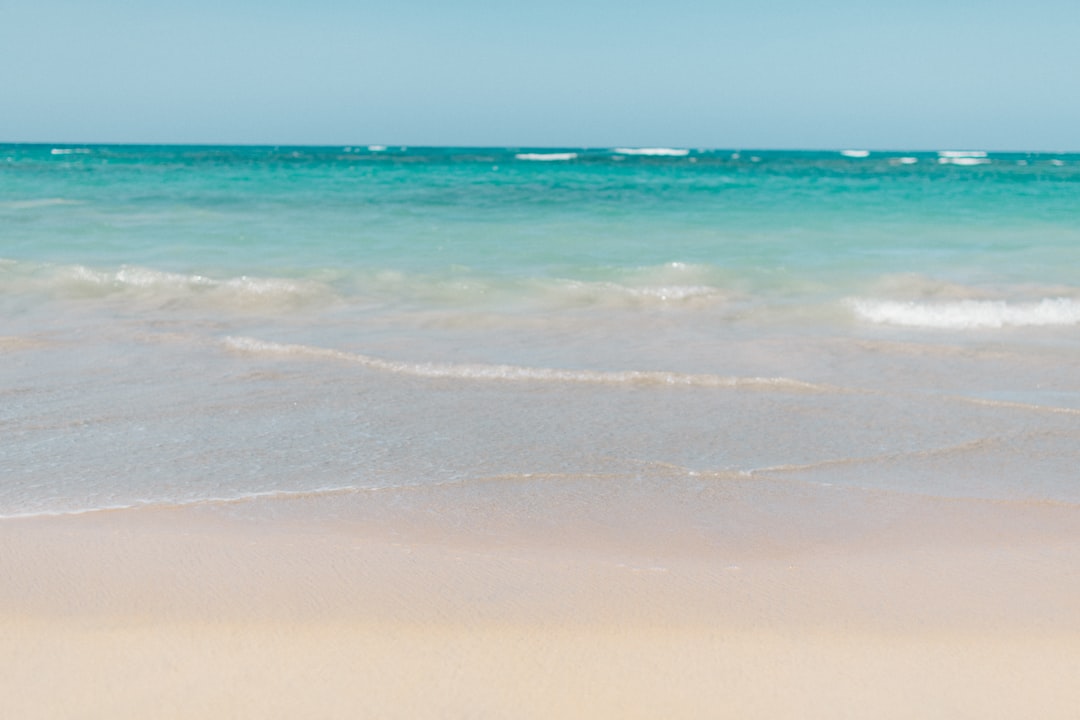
left=840, top=150, right=870, bottom=158
left=535, top=278, right=730, bottom=308
left=223, top=336, right=836, bottom=392
left=2, top=260, right=744, bottom=320
left=3, top=258, right=735, bottom=306
left=65, top=265, right=331, bottom=302
left=850, top=297, right=1080, bottom=328
left=939, top=157, right=990, bottom=166
left=936, top=150, right=990, bottom=166
left=0, top=198, right=82, bottom=210
left=70, top=265, right=216, bottom=289
left=612, top=147, right=690, bottom=157
left=340, top=274, right=729, bottom=310
left=614, top=284, right=718, bottom=301
left=938, top=150, right=988, bottom=158
left=2, top=261, right=335, bottom=309
left=515, top=152, right=578, bottom=161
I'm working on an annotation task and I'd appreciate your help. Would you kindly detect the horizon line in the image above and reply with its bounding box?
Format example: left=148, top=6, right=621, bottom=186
left=3, top=141, right=1078, bottom=154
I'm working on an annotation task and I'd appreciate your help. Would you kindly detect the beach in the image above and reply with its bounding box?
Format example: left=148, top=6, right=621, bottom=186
left=4, top=486, right=1080, bottom=719
left=3, top=145, right=1079, bottom=716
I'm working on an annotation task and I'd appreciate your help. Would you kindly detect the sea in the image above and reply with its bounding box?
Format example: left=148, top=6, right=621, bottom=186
left=2, top=145, right=1079, bottom=520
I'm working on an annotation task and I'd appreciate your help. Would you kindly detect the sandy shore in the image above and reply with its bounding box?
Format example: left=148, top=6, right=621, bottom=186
left=3, top=485, right=1080, bottom=719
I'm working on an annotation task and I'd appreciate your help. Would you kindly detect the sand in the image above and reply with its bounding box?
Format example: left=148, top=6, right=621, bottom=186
left=2, top=484, right=1080, bottom=719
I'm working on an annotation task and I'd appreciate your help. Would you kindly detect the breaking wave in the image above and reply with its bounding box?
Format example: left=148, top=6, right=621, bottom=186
left=612, top=147, right=690, bottom=157
left=937, top=150, right=991, bottom=166
left=851, top=297, right=1080, bottom=328
left=1, top=261, right=334, bottom=309
left=937, top=150, right=988, bottom=158
left=515, top=152, right=578, bottom=161
left=62, top=265, right=328, bottom=300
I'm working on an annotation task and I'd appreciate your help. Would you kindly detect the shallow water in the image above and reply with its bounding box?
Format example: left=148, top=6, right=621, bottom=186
left=2, top=145, right=1079, bottom=516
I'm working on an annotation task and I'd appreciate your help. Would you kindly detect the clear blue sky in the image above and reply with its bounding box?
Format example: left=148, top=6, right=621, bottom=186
left=2, top=0, right=1077, bottom=149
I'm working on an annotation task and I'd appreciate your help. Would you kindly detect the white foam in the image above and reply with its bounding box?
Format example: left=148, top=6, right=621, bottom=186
left=50, top=148, right=91, bottom=155
left=223, top=336, right=834, bottom=392
left=27, top=263, right=332, bottom=309
left=894, top=157, right=918, bottom=165
left=220, top=275, right=313, bottom=296
left=515, top=152, right=578, bottom=161
left=1050, top=159, right=1066, bottom=166
left=628, top=285, right=718, bottom=301
left=119, top=267, right=216, bottom=288
left=367, top=145, right=387, bottom=152
left=613, top=147, right=690, bottom=157
left=539, top=276, right=727, bottom=308
left=840, top=150, right=870, bottom=158
left=938, top=157, right=990, bottom=166
left=851, top=297, right=1080, bottom=329
left=65, top=265, right=215, bottom=290
left=938, top=150, right=988, bottom=158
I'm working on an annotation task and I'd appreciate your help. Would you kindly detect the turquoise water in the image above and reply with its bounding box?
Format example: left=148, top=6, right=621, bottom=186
left=6, top=145, right=1080, bottom=287
left=2, top=145, right=1079, bottom=516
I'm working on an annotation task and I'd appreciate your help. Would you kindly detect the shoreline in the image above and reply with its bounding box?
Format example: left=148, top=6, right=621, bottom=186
left=3, top=488, right=1080, bottom=718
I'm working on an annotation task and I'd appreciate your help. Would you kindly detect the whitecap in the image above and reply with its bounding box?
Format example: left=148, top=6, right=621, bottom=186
left=850, top=297, right=1080, bottom=329
left=938, top=157, right=990, bottom=166
left=50, top=148, right=92, bottom=155
left=613, top=147, right=690, bottom=157
left=367, top=145, right=387, bottom=152
left=515, top=152, right=578, bottom=161
left=840, top=150, right=870, bottom=158
left=938, top=150, right=988, bottom=158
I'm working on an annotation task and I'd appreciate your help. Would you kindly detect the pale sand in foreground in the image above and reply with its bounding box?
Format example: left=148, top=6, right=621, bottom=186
left=2, top=483, right=1080, bottom=719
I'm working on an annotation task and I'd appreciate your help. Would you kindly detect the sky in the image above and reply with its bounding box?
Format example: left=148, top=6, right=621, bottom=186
left=2, top=0, right=1078, bottom=150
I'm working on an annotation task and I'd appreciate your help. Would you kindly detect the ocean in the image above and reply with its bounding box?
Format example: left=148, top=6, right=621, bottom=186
left=2, top=144, right=1079, bottom=518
